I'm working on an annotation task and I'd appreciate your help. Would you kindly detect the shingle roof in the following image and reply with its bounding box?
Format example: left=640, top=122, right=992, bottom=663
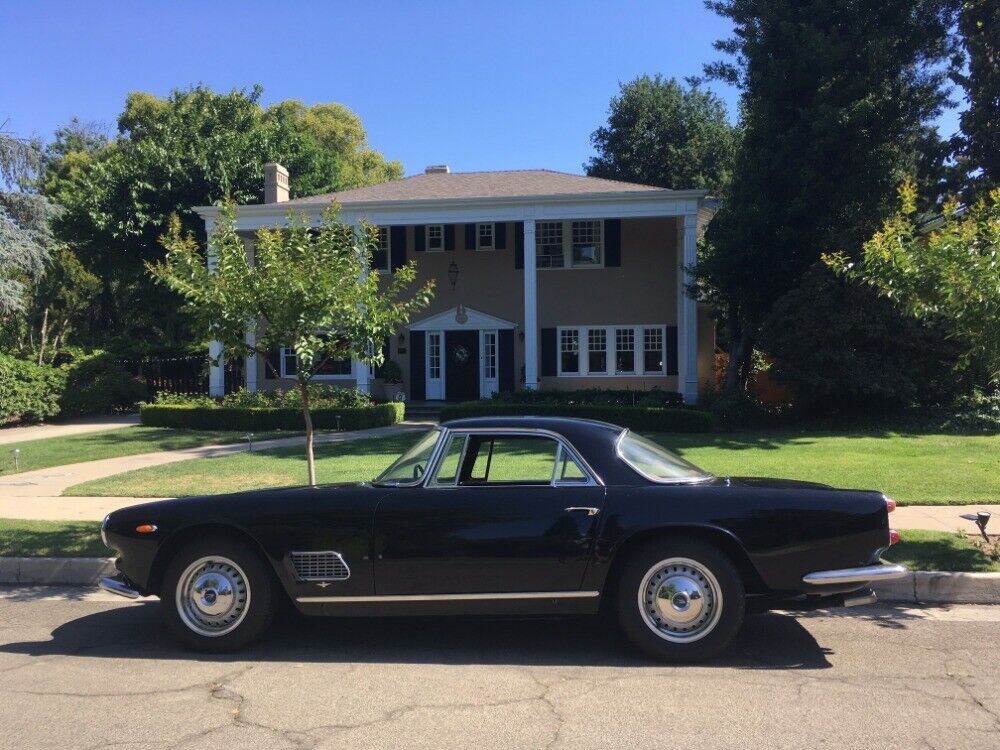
left=282, top=169, right=672, bottom=205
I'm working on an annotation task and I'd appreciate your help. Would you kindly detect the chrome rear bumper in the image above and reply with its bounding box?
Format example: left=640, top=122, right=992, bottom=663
left=99, top=575, right=141, bottom=600
left=802, top=563, right=907, bottom=585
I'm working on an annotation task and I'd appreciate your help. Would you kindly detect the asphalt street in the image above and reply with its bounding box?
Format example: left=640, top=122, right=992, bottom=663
left=0, top=589, right=997, bottom=749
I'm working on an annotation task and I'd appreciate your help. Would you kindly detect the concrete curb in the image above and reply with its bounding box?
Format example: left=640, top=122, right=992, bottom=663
left=0, top=557, right=115, bottom=586
left=0, top=558, right=998, bottom=603
left=873, top=571, right=1000, bottom=605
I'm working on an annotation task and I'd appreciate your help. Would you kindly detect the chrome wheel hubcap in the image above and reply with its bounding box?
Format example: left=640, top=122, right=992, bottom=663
left=638, top=557, right=722, bottom=643
left=175, top=556, right=250, bottom=637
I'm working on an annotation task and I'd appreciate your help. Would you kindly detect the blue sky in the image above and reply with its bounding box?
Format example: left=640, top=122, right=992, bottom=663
left=5, top=1, right=961, bottom=177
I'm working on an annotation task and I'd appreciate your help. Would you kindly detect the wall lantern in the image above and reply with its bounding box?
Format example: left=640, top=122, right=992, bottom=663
left=398, top=332, right=406, bottom=345
left=447, top=261, right=459, bottom=290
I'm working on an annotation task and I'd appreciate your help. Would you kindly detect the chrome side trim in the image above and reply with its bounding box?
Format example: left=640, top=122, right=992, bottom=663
left=802, top=564, right=908, bottom=585
left=99, top=576, right=141, bottom=600
left=296, top=590, right=601, bottom=604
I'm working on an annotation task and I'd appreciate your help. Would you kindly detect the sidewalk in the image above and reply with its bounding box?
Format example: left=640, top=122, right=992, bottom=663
left=0, top=421, right=433, bottom=521
left=0, top=414, right=141, bottom=445
left=892, top=504, right=998, bottom=534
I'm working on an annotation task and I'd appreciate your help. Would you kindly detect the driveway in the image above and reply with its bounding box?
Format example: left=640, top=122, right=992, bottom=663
left=0, top=413, right=140, bottom=445
left=0, top=590, right=997, bottom=749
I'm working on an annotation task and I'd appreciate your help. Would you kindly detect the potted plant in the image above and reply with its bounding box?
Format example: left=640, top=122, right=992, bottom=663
left=378, top=359, right=404, bottom=401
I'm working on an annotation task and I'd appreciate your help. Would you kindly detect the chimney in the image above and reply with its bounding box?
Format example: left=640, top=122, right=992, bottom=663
left=264, top=162, right=289, bottom=203
left=424, top=164, right=450, bottom=174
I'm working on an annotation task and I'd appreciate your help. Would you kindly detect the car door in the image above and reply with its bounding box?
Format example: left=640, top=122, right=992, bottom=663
left=373, top=431, right=605, bottom=595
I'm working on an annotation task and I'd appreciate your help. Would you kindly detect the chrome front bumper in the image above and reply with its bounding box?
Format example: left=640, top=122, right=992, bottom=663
left=802, top=563, right=908, bottom=585
left=98, top=575, right=141, bottom=600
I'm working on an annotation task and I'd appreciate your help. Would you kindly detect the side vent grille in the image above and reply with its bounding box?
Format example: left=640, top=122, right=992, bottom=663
left=291, top=551, right=351, bottom=581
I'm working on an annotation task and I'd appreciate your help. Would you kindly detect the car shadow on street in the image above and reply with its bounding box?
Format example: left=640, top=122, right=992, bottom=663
left=0, top=603, right=833, bottom=670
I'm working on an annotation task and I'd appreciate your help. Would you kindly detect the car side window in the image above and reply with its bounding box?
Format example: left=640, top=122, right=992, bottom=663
left=432, top=435, right=467, bottom=485
left=459, top=436, right=559, bottom=486
left=556, top=449, right=589, bottom=483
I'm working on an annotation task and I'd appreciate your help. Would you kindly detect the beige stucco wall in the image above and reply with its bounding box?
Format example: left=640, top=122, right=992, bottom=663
left=245, top=218, right=716, bottom=399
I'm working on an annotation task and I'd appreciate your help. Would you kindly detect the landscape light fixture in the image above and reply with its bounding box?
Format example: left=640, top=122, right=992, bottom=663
left=959, top=510, right=992, bottom=542
left=245, top=432, right=255, bottom=452
left=10, top=448, right=20, bottom=471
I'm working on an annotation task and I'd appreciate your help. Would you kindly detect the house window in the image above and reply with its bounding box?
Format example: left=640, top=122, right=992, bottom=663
left=483, top=332, right=497, bottom=379
left=536, top=221, right=565, bottom=268
left=477, top=223, right=494, bottom=251
left=280, top=347, right=353, bottom=379
left=535, top=220, right=604, bottom=269
left=556, top=325, right=668, bottom=377
left=615, top=328, right=635, bottom=373
left=560, top=329, right=580, bottom=374
left=372, top=227, right=390, bottom=272
left=428, top=333, right=441, bottom=379
left=426, top=225, right=444, bottom=252
left=587, top=329, right=607, bottom=374
left=571, top=220, right=602, bottom=266
left=643, top=327, right=665, bottom=373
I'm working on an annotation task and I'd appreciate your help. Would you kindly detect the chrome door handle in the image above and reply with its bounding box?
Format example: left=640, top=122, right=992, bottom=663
left=564, top=507, right=600, bottom=516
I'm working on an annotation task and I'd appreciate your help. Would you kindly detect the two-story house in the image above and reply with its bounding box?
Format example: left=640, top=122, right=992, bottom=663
left=194, top=163, right=716, bottom=404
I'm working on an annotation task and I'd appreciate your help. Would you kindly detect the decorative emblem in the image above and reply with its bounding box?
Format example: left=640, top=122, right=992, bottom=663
left=452, top=345, right=470, bottom=365
left=455, top=304, right=468, bottom=324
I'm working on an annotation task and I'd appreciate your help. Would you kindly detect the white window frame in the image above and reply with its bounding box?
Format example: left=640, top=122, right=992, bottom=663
left=279, top=347, right=355, bottom=380
left=559, top=328, right=580, bottom=374
left=535, top=219, right=605, bottom=270
left=476, top=223, right=495, bottom=252
left=555, top=325, right=668, bottom=377
left=426, top=224, right=445, bottom=252
left=373, top=226, right=391, bottom=273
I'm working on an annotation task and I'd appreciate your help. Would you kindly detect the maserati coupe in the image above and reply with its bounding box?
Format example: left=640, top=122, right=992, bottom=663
left=99, top=416, right=906, bottom=661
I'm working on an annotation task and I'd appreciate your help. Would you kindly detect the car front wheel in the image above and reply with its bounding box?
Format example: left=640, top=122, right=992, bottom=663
left=160, top=536, right=276, bottom=652
left=615, top=539, right=745, bottom=662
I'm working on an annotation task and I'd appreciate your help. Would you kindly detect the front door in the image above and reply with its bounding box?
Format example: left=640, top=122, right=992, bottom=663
left=444, top=330, right=479, bottom=401
left=374, top=432, right=605, bottom=594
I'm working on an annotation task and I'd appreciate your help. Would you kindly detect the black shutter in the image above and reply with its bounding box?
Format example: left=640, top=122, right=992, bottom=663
left=464, top=223, right=477, bottom=250
left=499, top=329, right=515, bottom=392
left=265, top=346, right=281, bottom=379
left=410, top=332, right=426, bottom=400
left=413, top=225, right=426, bottom=252
left=540, top=327, right=557, bottom=377
left=666, top=326, right=678, bottom=375
left=514, top=222, right=524, bottom=269
left=390, top=226, right=407, bottom=269
left=444, top=224, right=455, bottom=251
left=605, top=218, right=621, bottom=267
left=495, top=222, right=507, bottom=250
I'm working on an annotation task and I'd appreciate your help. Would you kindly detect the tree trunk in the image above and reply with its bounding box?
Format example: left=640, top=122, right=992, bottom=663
left=723, top=324, right=754, bottom=398
left=298, top=378, right=317, bottom=487
left=37, top=307, right=49, bottom=366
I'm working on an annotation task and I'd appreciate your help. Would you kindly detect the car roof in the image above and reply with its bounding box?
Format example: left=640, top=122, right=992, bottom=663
left=441, top=415, right=625, bottom=435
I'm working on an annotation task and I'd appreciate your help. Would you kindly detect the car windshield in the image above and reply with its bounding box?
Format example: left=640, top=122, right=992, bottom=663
left=373, top=429, right=442, bottom=486
left=617, top=431, right=712, bottom=483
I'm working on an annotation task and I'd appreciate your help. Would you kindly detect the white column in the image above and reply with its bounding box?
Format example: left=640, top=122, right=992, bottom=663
left=244, top=326, right=258, bottom=393
left=523, top=218, right=538, bottom=390
left=205, top=216, right=226, bottom=397
left=677, top=213, right=699, bottom=404
left=351, top=218, right=372, bottom=394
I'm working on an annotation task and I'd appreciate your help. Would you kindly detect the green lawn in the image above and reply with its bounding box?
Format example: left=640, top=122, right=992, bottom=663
left=0, top=426, right=300, bottom=476
left=0, top=519, right=106, bottom=557
left=2, top=519, right=996, bottom=574
left=883, top=530, right=1000, bottom=572
left=66, top=430, right=999, bottom=505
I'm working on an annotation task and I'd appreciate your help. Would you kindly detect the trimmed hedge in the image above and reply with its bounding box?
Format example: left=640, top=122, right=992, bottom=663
left=0, top=354, right=67, bottom=424
left=141, top=402, right=405, bottom=431
left=439, top=402, right=714, bottom=433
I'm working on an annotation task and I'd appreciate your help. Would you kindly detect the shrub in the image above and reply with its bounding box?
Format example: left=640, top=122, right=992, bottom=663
left=379, top=359, right=403, bottom=383
left=150, top=385, right=373, bottom=410
left=439, top=402, right=713, bottom=432
left=58, top=351, right=150, bottom=417
left=0, top=355, right=66, bottom=424
left=939, top=387, right=1000, bottom=433
left=140, top=402, right=404, bottom=431
left=489, top=388, right=685, bottom=408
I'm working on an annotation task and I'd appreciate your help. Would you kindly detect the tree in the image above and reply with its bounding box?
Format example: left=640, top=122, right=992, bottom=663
left=825, top=178, right=1000, bottom=381
left=699, top=0, right=961, bottom=395
left=151, top=206, right=434, bottom=485
left=585, top=75, right=736, bottom=193
left=45, top=85, right=403, bottom=349
left=952, top=0, right=1000, bottom=198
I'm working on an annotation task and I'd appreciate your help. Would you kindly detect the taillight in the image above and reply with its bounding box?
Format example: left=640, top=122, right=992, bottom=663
left=888, top=529, right=900, bottom=546
left=885, top=496, right=897, bottom=513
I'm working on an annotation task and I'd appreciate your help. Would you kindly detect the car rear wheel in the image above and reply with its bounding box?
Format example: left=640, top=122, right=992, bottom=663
left=160, top=536, right=276, bottom=652
left=615, top=539, right=745, bottom=662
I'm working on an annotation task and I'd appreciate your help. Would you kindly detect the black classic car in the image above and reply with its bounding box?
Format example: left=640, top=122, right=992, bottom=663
left=99, top=416, right=906, bottom=661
